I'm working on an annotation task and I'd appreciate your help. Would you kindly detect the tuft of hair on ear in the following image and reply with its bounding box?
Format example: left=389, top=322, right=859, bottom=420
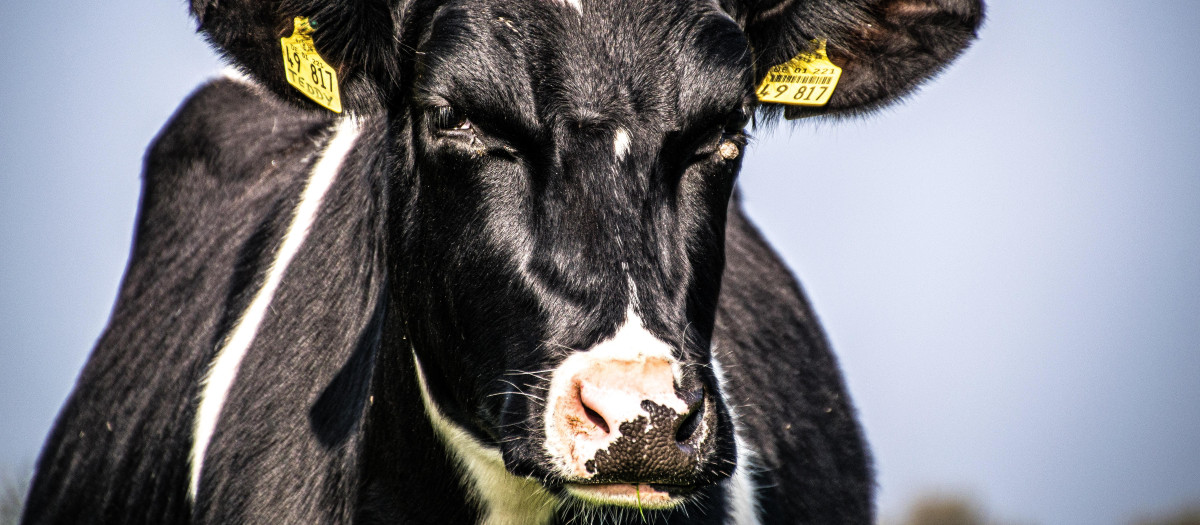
left=190, top=0, right=213, bottom=20
left=729, top=0, right=985, bottom=123
left=191, top=0, right=404, bottom=115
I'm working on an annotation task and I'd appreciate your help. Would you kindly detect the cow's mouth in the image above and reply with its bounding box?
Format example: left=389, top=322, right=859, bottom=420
left=563, top=482, right=691, bottom=509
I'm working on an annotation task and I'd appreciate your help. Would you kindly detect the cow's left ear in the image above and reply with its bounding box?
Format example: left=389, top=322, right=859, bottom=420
left=721, top=0, right=985, bottom=119
left=190, top=0, right=404, bottom=115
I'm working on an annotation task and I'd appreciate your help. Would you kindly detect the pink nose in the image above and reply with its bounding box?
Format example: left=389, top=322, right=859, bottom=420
left=547, top=355, right=707, bottom=482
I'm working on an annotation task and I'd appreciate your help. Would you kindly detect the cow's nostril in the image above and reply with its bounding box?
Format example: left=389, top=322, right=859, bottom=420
left=582, top=400, right=610, bottom=434
left=674, top=389, right=705, bottom=444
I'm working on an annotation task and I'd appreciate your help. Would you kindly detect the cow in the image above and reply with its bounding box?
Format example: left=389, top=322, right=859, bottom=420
left=22, top=0, right=983, bottom=523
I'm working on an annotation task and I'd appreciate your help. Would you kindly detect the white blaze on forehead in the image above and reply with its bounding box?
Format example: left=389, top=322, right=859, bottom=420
left=613, top=128, right=631, bottom=161
left=543, top=308, right=686, bottom=478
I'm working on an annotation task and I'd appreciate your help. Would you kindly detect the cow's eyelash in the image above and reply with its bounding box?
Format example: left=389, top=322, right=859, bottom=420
left=724, top=131, right=749, bottom=148
left=430, top=105, right=472, bottom=132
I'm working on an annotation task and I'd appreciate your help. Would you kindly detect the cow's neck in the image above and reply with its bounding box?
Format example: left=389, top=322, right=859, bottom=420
left=412, top=352, right=559, bottom=525
left=355, top=310, right=472, bottom=522
left=358, top=308, right=556, bottom=524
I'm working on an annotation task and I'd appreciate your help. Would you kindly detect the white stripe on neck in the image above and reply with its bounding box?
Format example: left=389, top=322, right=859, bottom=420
left=413, top=353, right=560, bottom=525
left=711, top=355, right=763, bottom=525
left=188, top=117, right=362, bottom=501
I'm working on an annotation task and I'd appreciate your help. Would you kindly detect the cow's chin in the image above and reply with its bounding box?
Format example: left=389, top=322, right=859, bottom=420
left=562, top=482, right=689, bottom=510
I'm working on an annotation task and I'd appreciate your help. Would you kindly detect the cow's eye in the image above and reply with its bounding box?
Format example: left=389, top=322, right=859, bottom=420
left=723, top=107, right=749, bottom=135
left=431, top=105, right=472, bottom=132
left=716, top=108, right=750, bottom=161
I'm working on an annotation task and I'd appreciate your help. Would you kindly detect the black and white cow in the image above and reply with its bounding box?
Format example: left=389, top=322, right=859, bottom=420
left=23, top=0, right=982, bottom=523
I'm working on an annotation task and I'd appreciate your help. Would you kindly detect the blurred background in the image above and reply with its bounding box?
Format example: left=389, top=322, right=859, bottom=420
left=1, top=1, right=1197, bottom=524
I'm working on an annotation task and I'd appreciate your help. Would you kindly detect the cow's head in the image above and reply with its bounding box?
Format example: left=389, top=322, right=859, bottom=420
left=191, top=0, right=981, bottom=513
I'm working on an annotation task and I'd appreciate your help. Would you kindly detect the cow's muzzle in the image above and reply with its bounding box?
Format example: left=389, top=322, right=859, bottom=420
left=543, top=338, right=716, bottom=508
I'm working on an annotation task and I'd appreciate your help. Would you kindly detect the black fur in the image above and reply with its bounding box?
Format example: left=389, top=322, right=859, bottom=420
left=24, top=0, right=982, bottom=523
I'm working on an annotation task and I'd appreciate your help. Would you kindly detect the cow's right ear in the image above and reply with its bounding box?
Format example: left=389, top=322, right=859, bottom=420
left=189, top=0, right=405, bottom=115
left=721, top=0, right=985, bottom=120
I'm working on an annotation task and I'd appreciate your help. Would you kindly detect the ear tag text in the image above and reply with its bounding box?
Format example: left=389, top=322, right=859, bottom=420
left=755, top=39, right=842, bottom=107
left=281, top=17, right=343, bottom=113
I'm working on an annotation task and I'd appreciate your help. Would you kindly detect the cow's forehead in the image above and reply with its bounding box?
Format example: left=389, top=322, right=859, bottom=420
left=414, top=0, right=751, bottom=128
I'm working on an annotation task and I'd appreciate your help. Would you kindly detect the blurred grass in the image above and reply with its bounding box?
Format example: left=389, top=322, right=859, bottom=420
left=885, top=493, right=1200, bottom=525
left=901, top=494, right=991, bottom=525
left=1131, top=506, right=1200, bottom=525
left=1, top=462, right=30, bottom=525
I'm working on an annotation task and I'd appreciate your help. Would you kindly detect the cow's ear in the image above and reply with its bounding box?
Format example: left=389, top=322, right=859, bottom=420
left=722, top=0, right=984, bottom=119
left=189, top=0, right=403, bottom=115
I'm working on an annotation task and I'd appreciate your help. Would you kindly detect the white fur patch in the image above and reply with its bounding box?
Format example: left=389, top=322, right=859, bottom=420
left=221, top=66, right=253, bottom=86
left=613, top=128, right=631, bottom=161
left=711, top=356, right=763, bottom=525
left=413, top=353, right=559, bottom=525
left=551, top=0, right=583, bottom=14
left=188, top=117, right=362, bottom=501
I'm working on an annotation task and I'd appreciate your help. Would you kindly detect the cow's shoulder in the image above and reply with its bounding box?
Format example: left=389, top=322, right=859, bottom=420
left=124, top=75, right=335, bottom=316
left=145, top=73, right=336, bottom=192
left=22, top=77, right=373, bottom=524
left=127, top=73, right=345, bottom=312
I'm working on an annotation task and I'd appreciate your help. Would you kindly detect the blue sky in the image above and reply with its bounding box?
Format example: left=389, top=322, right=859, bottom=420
left=2, top=1, right=1198, bottom=524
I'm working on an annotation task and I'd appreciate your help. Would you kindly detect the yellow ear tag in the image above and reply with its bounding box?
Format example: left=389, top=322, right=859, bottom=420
left=755, top=39, right=842, bottom=107
left=280, top=17, right=343, bottom=113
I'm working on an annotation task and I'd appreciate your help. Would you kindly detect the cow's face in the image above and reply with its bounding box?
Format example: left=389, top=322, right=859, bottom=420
left=190, top=0, right=981, bottom=513
left=395, top=0, right=748, bottom=508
